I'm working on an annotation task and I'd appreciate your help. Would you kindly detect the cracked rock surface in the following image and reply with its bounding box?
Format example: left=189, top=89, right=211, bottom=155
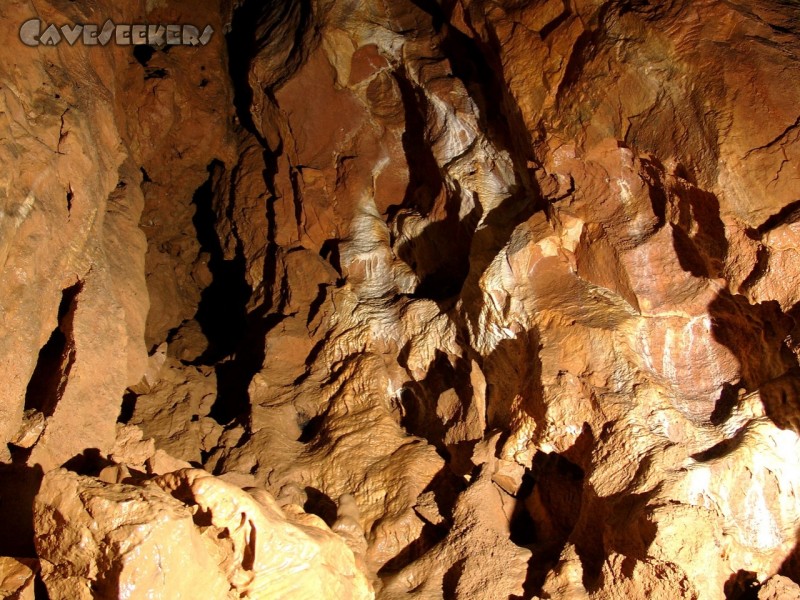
left=0, top=0, right=799, bottom=598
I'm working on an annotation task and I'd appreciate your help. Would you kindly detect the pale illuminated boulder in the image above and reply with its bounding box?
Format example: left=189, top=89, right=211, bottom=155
left=0, top=557, right=37, bottom=600
left=34, top=468, right=374, bottom=600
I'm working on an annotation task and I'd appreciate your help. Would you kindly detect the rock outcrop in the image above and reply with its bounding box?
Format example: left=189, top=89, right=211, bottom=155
left=0, top=0, right=798, bottom=598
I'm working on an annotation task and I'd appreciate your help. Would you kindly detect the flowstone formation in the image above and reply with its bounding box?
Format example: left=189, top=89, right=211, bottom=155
left=0, top=0, right=799, bottom=598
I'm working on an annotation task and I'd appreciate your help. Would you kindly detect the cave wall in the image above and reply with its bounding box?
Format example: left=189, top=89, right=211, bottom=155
left=1, top=0, right=800, bottom=598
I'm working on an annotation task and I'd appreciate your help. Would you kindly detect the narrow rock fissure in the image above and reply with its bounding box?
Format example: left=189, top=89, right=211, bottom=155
left=187, top=162, right=251, bottom=366
left=24, top=282, right=82, bottom=418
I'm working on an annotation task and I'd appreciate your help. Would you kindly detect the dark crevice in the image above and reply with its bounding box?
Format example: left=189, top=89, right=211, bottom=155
left=24, top=282, right=82, bottom=417
left=208, top=0, right=321, bottom=426
left=319, top=239, right=342, bottom=275
left=509, top=473, right=537, bottom=546
left=739, top=244, right=770, bottom=294
left=518, top=452, right=586, bottom=595
left=186, top=161, right=260, bottom=425
left=303, top=487, right=338, bottom=526
left=392, top=68, right=444, bottom=217
left=297, top=412, right=326, bottom=443
left=144, top=68, right=168, bottom=80
left=226, top=0, right=265, bottom=138
left=117, top=390, right=138, bottom=425
left=132, top=45, right=156, bottom=67
left=540, top=4, right=572, bottom=39
left=710, top=382, right=743, bottom=425
left=190, top=162, right=252, bottom=366
left=0, top=464, right=44, bottom=557
left=226, top=0, right=314, bottom=142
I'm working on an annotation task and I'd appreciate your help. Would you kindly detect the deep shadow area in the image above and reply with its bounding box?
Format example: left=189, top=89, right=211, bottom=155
left=389, top=72, right=478, bottom=301
left=481, top=329, right=545, bottom=443
left=226, top=0, right=313, bottom=139
left=378, top=465, right=463, bottom=576
left=754, top=368, right=800, bottom=434
left=117, top=390, right=138, bottom=425
left=392, top=68, right=444, bottom=218
left=204, top=0, right=319, bottom=426
left=0, top=463, right=44, bottom=557
left=208, top=312, right=284, bottom=425
left=398, top=350, right=475, bottom=465
left=442, top=557, right=467, bottom=598
left=61, top=448, right=113, bottom=476
left=515, top=451, right=587, bottom=597
left=779, top=524, right=800, bottom=585
left=394, top=0, right=545, bottom=306
left=724, top=570, right=760, bottom=599
left=669, top=183, right=727, bottom=279
left=708, top=291, right=795, bottom=397
left=190, top=162, right=252, bottom=366
left=303, top=486, right=338, bottom=527
left=379, top=522, right=448, bottom=576
left=24, top=282, right=82, bottom=417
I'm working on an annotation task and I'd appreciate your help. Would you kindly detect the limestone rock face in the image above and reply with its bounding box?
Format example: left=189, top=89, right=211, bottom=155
left=1, top=0, right=800, bottom=598
left=0, top=557, right=36, bottom=600
left=34, top=468, right=374, bottom=600
left=0, top=0, right=147, bottom=470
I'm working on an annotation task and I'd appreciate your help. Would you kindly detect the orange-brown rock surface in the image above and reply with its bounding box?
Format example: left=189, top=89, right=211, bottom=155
left=0, top=0, right=799, bottom=598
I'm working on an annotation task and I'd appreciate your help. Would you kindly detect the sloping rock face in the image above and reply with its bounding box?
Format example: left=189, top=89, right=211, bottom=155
left=34, top=468, right=373, bottom=599
left=0, top=0, right=799, bottom=598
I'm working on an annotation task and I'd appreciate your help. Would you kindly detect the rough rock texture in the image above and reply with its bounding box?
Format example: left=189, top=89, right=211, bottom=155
left=34, top=468, right=373, bottom=599
left=0, top=557, right=36, bottom=600
left=1, top=0, right=799, bottom=598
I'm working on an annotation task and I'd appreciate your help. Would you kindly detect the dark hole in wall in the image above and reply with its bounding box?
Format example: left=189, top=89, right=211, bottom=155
left=297, top=413, right=325, bottom=443
left=518, top=451, right=586, bottom=596
left=190, top=163, right=252, bottom=365
left=117, top=390, right=138, bottom=424
left=724, top=570, right=760, bottom=600
left=303, top=486, right=338, bottom=526
left=132, top=45, right=156, bottom=67
left=24, top=282, right=82, bottom=417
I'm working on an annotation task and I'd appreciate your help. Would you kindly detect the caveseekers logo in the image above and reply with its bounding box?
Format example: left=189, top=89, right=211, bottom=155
left=19, top=18, right=214, bottom=47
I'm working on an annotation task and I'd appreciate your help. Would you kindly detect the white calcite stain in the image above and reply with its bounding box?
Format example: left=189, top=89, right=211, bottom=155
left=741, top=476, right=782, bottom=551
